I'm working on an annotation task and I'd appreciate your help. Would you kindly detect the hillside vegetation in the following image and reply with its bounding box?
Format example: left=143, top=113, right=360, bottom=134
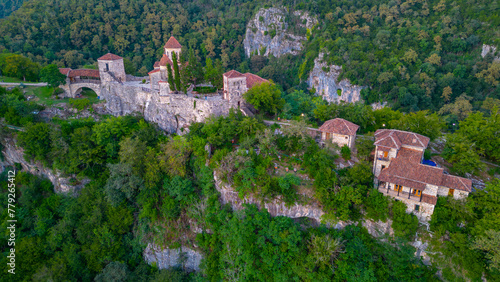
left=0, top=0, right=498, bottom=112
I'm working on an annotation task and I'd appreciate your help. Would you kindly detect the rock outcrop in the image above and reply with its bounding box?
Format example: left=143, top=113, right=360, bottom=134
left=0, top=137, right=88, bottom=194
left=243, top=8, right=317, bottom=58
left=308, top=53, right=365, bottom=104
left=214, top=172, right=393, bottom=237
left=481, top=44, right=499, bottom=61
left=215, top=172, right=325, bottom=221
left=144, top=243, right=203, bottom=272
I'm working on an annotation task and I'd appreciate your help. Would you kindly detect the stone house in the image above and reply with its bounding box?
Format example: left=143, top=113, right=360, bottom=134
left=373, top=129, right=472, bottom=221
left=222, top=70, right=268, bottom=108
left=318, top=118, right=359, bottom=149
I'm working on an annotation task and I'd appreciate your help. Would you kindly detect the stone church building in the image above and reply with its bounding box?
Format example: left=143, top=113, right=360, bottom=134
left=148, top=36, right=182, bottom=90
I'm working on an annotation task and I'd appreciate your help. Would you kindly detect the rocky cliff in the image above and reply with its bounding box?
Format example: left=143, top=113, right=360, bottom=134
left=308, top=53, right=365, bottom=104
left=243, top=8, right=317, bottom=58
left=144, top=243, right=203, bottom=272
left=0, top=137, right=88, bottom=194
left=214, top=172, right=393, bottom=237
left=481, top=44, right=499, bottom=61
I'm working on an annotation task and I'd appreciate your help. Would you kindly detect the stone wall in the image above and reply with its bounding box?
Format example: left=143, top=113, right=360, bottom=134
left=243, top=8, right=313, bottom=58
left=308, top=53, right=365, bottom=104
left=101, top=82, right=231, bottom=133
left=0, top=137, right=88, bottom=194
left=144, top=243, right=203, bottom=272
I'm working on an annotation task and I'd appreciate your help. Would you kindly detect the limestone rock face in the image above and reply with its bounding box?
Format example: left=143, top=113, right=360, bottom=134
left=214, top=172, right=393, bottom=237
left=214, top=172, right=325, bottom=222
left=144, top=243, right=203, bottom=272
left=481, top=44, right=499, bottom=60
left=0, top=138, right=88, bottom=194
left=243, top=8, right=316, bottom=58
left=308, top=53, right=365, bottom=104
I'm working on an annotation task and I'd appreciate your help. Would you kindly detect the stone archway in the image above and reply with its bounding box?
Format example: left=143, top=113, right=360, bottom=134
left=68, top=82, right=101, bottom=98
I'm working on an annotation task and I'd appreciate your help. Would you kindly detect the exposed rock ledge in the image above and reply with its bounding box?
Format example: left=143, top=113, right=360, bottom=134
left=243, top=8, right=317, bottom=58
left=144, top=243, right=203, bottom=272
left=481, top=44, right=499, bottom=61
left=308, top=53, right=365, bottom=104
left=0, top=137, right=88, bottom=194
left=214, top=172, right=393, bottom=237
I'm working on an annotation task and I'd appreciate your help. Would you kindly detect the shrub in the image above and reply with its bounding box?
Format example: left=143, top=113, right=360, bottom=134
left=69, top=98, right=90, bottom=111
left=365, top=189, right=389, bottom=222
left=269, top=29, right=277, bottom=38
left=391, top=200, right=419, bottom=240
left=340, top=145, right=351, bottom=160
left=424, top=149, right=432, bottom=160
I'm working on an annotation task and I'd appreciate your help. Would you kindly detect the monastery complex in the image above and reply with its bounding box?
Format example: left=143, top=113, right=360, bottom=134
left=58, top=36, right=472, bottom=222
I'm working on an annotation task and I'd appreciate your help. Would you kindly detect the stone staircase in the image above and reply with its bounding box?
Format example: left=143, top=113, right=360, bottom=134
left=107, top=71, right=123, bottom=84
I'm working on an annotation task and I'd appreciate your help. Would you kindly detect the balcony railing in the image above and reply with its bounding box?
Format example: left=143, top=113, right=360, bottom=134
left=71, top=78, right=101, bottom=84
left=378, top=185, right=423, bottom=202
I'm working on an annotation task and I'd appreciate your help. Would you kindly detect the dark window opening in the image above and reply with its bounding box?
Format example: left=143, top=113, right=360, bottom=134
left=415, top=205, right=420, bottom=211
left=105, top=63, right=109, bottom=71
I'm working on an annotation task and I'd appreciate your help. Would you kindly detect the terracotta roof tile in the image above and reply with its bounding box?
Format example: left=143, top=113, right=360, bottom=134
left=68, top=69, right=100, bottom=78
left=153, top=61, right=160, bottom=68
left=159, top=54, right=173, bottom=66
left=374, top=129, right=429, bottom=150
left=442, top=175, right=472, bottom=192
left=421, top=194, right=437, bottom=205
left=148, top=69, right=160, bottom=74
left=59, top=68, right=71, bottom=76
left=378, top=148, right=472, bottom=193
left=164, top=36, right=182, bottom=48
left=223, top=70, right=245, bottom=78
left=319, top=118, right=360, bottom=136
left=98, top=53, right=122, bottom=61
left=243, top=73, right=268, bottom=89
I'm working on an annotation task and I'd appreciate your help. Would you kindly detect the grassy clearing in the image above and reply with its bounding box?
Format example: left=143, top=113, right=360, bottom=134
left=0, top=76, right=37, bottom=83
left=24, top=86, right=103, bottom=107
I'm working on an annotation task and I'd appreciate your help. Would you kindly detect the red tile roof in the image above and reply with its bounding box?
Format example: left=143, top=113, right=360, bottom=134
left=442, top=175, right=472, bottom=193
left=68, top=69, right=100, bottom=78
left=375, top=129, right=430, bottom=150
left=244, top=73, right=268, bottom=89
left=223, top=70, right=245, bottom=78
left=153, top=61, right=160, bottom=68
left=159, top=54, right=173, bottom=66
left=164, top=36, right=182, bottom=48
left=319, top=118, right=360, bottom=136
left=98, top=53, right=123, bottom=61
left=148, top=69, right=160, bottom=75
left=59, top=68, right=71, bottom=76
left=378, top=148, right=472, bottom=193
left=421, top=194, right=438, bottom=205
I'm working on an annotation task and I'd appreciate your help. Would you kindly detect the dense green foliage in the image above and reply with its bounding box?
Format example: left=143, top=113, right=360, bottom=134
left=0, top=0, right=498, bottom=112
left=1, top=0, right=499, bottom=279
left=429, top=179, right=500, bottom=280
left=0, top=0, right=26, bottom=18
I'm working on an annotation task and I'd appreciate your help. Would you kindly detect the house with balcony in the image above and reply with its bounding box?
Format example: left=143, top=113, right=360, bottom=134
left=373, top=129, right=472, bottom=221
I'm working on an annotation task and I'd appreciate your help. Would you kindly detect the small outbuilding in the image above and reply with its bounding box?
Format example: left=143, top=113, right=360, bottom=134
left=318, top=118, right=359, bottom=149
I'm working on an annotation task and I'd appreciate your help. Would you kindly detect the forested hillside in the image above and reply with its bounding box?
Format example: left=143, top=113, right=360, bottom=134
left=0, top=0, right=26, bottom=18
left=0, top=0, right=498, bottom=112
